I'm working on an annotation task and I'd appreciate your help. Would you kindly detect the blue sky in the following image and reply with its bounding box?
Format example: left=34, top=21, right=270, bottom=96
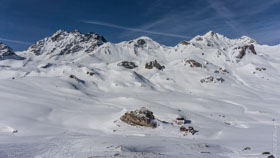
left=0, top=0, right=280, bottom=51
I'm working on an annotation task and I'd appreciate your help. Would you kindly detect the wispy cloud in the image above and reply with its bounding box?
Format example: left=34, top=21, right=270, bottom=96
left=206, top=0, right=245, bottom=34
left=0, top=37, right=32, bottom=45
left=82, top=20, right=190, bottom=39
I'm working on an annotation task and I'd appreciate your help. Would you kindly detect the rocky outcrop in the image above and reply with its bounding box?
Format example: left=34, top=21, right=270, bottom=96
left=120, top=107, right=157, bottom=128
left=184, top=59, right=202, bottom=68
left=214, top=68, right=229, bottom=74
left=27, top=30, right=107, bottom=56
left=236, top=44, right=257, bottom=59
left=117, top=61, right=138, bottom=69
left=0, top=42, right=23, bottom=60
left=200, top=76, right=225, bottom=83
left=69, top=74, right=85, bottom=84
left=179, top=41, right=190, bottom=45
left=179, top=126, right=197, bottom=135
left=40, top=63, right=53, bottom=68
left=256, top=67, right=266, bottom=71
left=86, top=71, right=95, bottom=76
left=134, top=39, right=146, bottom=48
left=145, top=60, right=164, bottom=70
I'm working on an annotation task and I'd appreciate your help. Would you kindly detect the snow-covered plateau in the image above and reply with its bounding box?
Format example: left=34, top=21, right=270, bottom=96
left=0, top=30, right=279, bottom=158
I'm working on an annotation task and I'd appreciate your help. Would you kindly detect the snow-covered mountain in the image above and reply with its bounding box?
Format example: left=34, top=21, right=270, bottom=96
left=0, top=42, right=23, bottom=60
left=27, top=29, right=106, bottom=57
left=0, top=30, right=279, bottom=158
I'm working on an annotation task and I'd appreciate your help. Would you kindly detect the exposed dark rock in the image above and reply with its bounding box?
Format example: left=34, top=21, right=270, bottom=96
left=215, top=68, right=229, bottom=74
left=200, top=152, right=211, bottom=154
left=216, top=77, right=225, bottom=82
left=40, top=63, right=53, bottom=68
left=134, top=39, right=147, bottom=48
left=188, top=126, right=197, bottom=135
left=117, top=61, right=138, bottom=69
left=137, top=39, right=146, bottom=46
left=0, top=42, right=24, bottom=60
left=180, top=126, right=188, bottom=132
left=180, top=41, right=190, bottom=45
left=263, top=152, right=271, bottom=155
left=87, top=71, right=95, bottom=76
left=120, top=107, right=157, bottom=128
left=200, top=76, right=224, bottom=83
left=242, top=147, right=251, bottom=151
left=224, top=122, right=231, bottom=126
left=267, top=155, right=275, bottom=158
left=236, top=44, right=257, bottom=59
left=196, top=37, right=203, bottom=41
left=256, top=67, right=266, bottom=71
left=69, top=74, right=85, bottom=84
left=184, top=59, right=202, bottom=68
left=145, top=60, right=164, bottom=70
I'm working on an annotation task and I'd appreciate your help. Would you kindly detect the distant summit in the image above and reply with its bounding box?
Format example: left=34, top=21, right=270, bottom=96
left=0, top=42, right=23, bottom=60
left=27, top=30, right=107, bottom=57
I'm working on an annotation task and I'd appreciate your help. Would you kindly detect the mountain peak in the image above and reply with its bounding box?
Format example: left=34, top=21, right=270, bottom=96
left=28, top=30, right=107, bottom=56
left=239, top=35, right=257, bottom=44
left=0, top=42, right=23, bottom=60
left=204, top=30, right=217, bottom=37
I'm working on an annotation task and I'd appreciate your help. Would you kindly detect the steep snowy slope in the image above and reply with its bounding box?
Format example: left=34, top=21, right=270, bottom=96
left=0, top=30, right=279, bottom=158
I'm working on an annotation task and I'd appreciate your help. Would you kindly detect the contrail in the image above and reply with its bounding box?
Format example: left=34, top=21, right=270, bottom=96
left=0, top=37, right=32, bottom=45
left=82, top=20, right=189, bottom=39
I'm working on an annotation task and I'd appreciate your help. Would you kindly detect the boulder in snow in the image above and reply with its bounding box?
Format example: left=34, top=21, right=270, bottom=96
left=117, top=61, right=138, bottom=69
left=184, top=59, right=202, bottom=68
left=120, top=107, right=157, bottom=128
left=145, top=60, right=164, bottom=70
left=200, top=76, right=225, bottom=83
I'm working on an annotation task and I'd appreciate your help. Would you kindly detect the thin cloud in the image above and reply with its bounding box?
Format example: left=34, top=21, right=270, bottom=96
left=82, top=20, right=190, bottom=39
left=206, top=0, right=245, bottom=35
left=0, top=37, right=32, bottom=45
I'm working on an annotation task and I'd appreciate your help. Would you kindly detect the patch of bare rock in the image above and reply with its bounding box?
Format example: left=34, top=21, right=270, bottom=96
left=200, top=76, right=225, bottom=83
left=145, top=60, right=164, bottom=70
left=184, top=59, right=202, bottom=68
left=235, top=44, right=257, bottom=60
left=117, top=61, right=138, bottom=69
left=120, top=107, right=157, bottom=128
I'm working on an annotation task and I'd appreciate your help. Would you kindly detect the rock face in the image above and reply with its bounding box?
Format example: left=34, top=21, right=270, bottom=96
left=179, top=41, right=190, bottom=45
left=235, top=44, right=257, bottom=59
left=120, top=107, right=157, bottom=128
left=145, top=60, right=164, bottom=70
left=200, top=76, right=225, bottom=83
left=214, top=68, right=229, bottom=74
left=117, top=61, right=138, bottom=69
left=134, top=39, right=146, bottom=48
left=27, top=30, right=107, bottom=57
left=0, top=42, right=23, bottom=60
left=184, top=59, right=202, bottom=68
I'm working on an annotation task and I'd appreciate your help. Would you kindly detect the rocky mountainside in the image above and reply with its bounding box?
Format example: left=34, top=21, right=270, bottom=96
left=27, top=29, right=106, bottom=58
left=0, top=42, right=23, bottom=60
left=1, top=30, right=278, bottom=91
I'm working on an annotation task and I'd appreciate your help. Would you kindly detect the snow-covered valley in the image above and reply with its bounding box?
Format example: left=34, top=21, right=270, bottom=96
left=0, top=30, right=279, bottom=158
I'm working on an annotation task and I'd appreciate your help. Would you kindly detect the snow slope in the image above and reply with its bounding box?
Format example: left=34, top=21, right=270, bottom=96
left=0, top=30, right=279, bottom=158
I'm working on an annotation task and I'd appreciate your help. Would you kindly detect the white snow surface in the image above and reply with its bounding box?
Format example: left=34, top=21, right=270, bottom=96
left=0, top=30, right=279, bottom=158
